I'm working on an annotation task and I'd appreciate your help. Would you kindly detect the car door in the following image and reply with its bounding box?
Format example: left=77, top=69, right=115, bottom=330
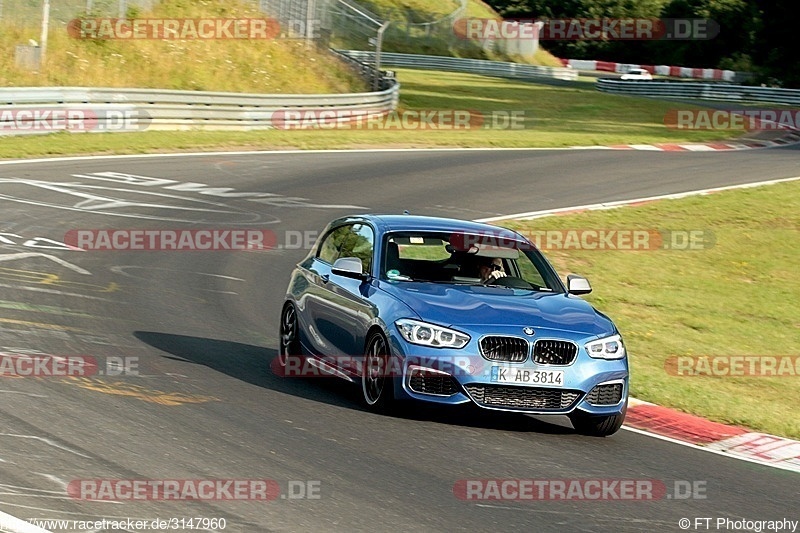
left=305, top=223, right=377, bottom=362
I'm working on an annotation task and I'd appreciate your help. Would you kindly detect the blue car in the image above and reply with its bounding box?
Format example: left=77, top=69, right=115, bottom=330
left=278, top=214, right=628, bottom=436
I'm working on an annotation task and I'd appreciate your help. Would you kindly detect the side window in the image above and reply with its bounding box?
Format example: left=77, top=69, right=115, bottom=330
left=316, top=224, right=375, bottom=273
left=338, top=224, right=374, bottom=273
left=317, top=226, right=345, bottom=264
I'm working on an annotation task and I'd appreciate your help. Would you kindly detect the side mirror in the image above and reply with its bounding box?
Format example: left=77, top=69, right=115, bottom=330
left=567, top=274, right=592, bottom=295
left=332, top=257, right=368, bottom=280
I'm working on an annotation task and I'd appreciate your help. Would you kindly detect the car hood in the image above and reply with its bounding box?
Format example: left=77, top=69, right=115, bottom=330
left=377, top=281, right=615, bottom=336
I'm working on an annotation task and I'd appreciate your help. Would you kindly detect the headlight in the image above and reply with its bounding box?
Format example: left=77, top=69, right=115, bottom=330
left=585, top=334, right=625, bottom=360
left=395, top=319, right=470, bottom=349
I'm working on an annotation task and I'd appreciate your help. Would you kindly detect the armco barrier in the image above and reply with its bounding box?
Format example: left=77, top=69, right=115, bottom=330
left=340, top=50, right=577, bottom=81
left=1, top=49, right=575, bottom=136
left=595, top=78, right=800, bottom=105
left=0, top=82, right=399, bottom=135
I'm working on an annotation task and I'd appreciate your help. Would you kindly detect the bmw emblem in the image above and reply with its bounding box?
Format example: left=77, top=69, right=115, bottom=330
left=523, top=327, right=535, bottom=336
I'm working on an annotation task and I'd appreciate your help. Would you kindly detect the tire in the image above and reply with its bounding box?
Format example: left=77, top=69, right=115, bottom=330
left=361, top=331, right=395, bottom=412
left=569, top=402, right=627, bottom=437
left=277, top=302, right=301, bottom=371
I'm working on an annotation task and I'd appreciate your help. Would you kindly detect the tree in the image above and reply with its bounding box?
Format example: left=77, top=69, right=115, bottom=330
left=753, top=0, right=799, bottom=86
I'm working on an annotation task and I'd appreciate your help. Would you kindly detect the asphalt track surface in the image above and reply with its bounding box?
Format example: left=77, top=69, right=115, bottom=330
left=0, top=146, right=798, bottom=532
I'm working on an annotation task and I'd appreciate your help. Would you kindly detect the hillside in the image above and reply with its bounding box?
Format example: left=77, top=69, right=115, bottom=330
left=0, top=0, right=366, bottom=93
left=348, top=0, right=563, bottom=66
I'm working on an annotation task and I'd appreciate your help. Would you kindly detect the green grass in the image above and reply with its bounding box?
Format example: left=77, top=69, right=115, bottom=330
left=351, top=0, right=563, bottom=65
left=355, top=0, right=498, bottom=24
left=0, top=68, right=743, bottom=159
left=0, top=0, right=365, bottom=93
left=502, top=181, right=800, bottom=439
left=361, top=0, right=460, bottom=19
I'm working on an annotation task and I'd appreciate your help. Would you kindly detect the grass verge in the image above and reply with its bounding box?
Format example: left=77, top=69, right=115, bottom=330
left=343, top=0, right=566, bottom=65
left=0, top=68, right=743, bottom=159
left=0, top=0, right=365, bottom=93
left=502, top=180, right=800, bottom=439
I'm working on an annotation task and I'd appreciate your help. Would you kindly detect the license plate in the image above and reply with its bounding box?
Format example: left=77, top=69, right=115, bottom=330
left=490, top=366, right=564, bottom=386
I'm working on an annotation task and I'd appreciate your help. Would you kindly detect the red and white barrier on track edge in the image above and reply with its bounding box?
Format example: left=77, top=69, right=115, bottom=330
left=571, top=130, right=800, bottom=152
left=627, top=399, right=800, bottom=473
left=479, top=176, right=800, bottom=472
left=560, top=58, right=749, bottom=82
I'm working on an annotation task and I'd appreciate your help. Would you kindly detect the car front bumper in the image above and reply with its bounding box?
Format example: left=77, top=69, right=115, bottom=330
left=387, top=326, right=629, bottom=416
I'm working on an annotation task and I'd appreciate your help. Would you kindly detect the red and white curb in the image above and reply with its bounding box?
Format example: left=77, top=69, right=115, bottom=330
left=627, top=399, right=800, bottom=473
left=480, top=176, right=800, bottom=473
left=570, top=130, right=800, bottom=152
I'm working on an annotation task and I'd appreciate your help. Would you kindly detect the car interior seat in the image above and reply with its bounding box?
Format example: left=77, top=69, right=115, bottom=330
left=385, top=240, right=402, bottom=273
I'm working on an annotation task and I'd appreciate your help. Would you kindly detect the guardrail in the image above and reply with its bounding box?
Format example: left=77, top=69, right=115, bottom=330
left=0, top=81, right=400, bottom=135
left=596, top=78, right=800, bottom=105
left=340, top=50, right=578, bottom=81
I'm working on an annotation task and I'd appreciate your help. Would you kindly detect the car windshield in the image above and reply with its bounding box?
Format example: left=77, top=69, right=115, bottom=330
left=382, top=231, right=564, bottom=292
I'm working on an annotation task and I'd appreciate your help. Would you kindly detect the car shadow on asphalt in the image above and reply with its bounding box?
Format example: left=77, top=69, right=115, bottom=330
left=134, top=331, right=575, bottom=436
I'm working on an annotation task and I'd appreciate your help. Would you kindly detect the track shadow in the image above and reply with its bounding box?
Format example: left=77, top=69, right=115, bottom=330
left=133, top=330, right=359, bottom=409
left=134, top=331, right=575, bottom=436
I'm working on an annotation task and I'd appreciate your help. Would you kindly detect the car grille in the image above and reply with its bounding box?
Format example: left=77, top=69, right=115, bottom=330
left=585, top=383, right=624, bottom=406
left=408, top=370, right=459, bottom=396
left=464, top=384, right=581, bottom=411
left=480, top=336, right=529, bottom=363
left=533, top=340, right=578, bottom=365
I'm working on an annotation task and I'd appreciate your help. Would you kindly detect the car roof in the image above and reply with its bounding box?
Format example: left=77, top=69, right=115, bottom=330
left=329, top=214, right=528, bottom=241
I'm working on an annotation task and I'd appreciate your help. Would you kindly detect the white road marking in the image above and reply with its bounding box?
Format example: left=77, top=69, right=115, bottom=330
left=109, top=265, right=243, bottom=281
left=0, top=435, right=91, bottom=459
left=0, top=147, right=586, bottom=168
left=622, top=426, right=800, bottom=474
left=477, top=175, right=800, bottom=222
left=0, top=283, right=117, bottom=302
left=0, top=253, right=91, bottom=275
left=0, top=179, right=267, bottom=224
left=0, top=391, right=48, bottom=398
left=0, top=510, right=52, bottom=533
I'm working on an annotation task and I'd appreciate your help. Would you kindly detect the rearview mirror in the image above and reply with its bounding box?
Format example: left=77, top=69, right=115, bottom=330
left=332, top=257, right=368, bottom=280
left=567, top=274, right=592, bottom=295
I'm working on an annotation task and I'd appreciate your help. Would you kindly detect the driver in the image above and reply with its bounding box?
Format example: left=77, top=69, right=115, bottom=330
left=478, top=257, right=507, bottom=284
